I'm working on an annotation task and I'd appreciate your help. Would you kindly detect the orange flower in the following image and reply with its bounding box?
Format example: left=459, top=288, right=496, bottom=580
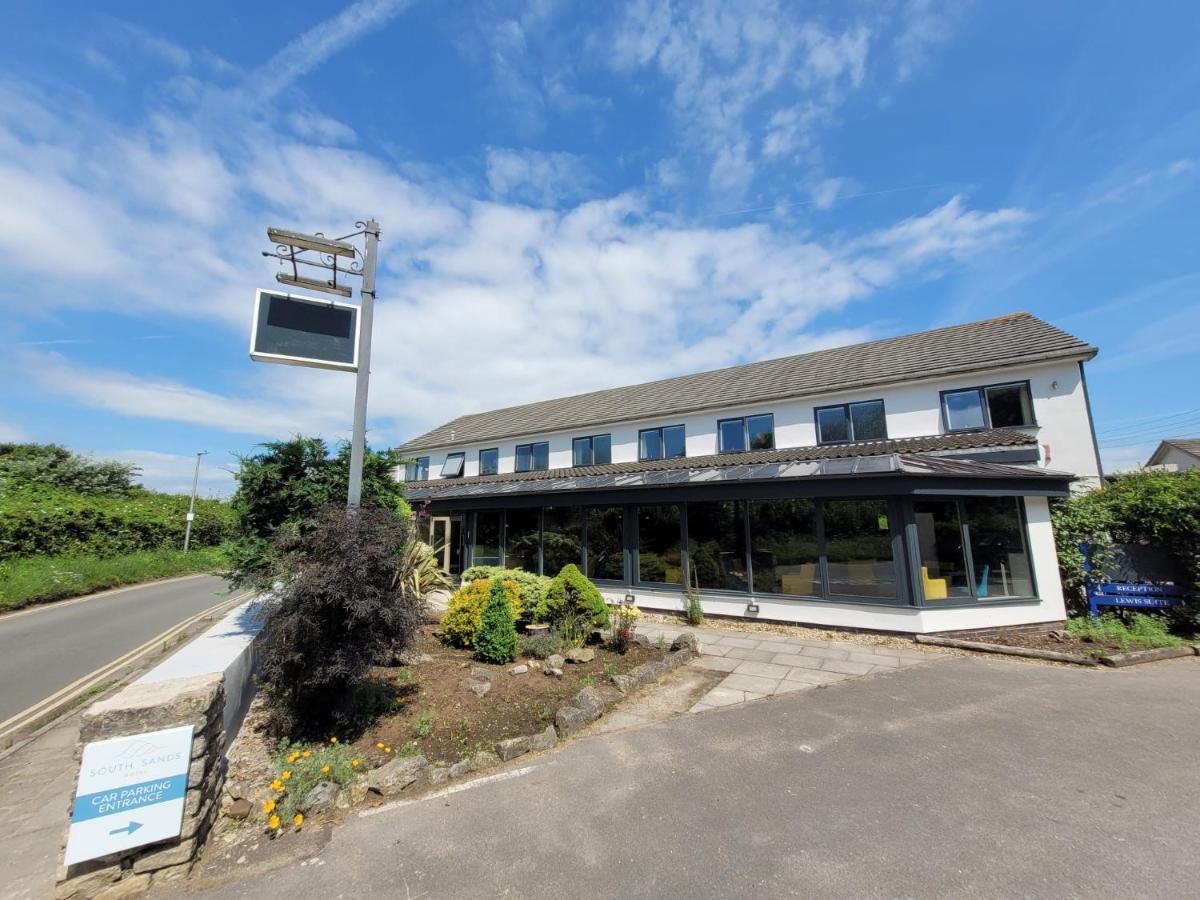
left=329, top=737, right=338, bottom=744
left=301, top=750, right=311, bottom=758
left=376, top=742, right=385, bottom=750
left=294, top=813, right=304, bottom=827
left=268, top=814, right=280, bottom=830
left=262, top=799, right=276, bottom=814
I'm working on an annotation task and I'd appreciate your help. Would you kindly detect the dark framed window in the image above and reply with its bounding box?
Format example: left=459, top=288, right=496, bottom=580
left=815, top=400, right=887, bottom=444
left=718, top=414, right=775, bottom=453
left=638, top=425, right=686, bottom=461
left=572, top=434, right=612, bottom=467
left=748, top=499, right=820, bottom=596
left=542, top=506, right=583, bottom=576
left=687, top=501, right=749, bottom=592
left=585, top=506, right=625, bottom=581
left=472, top=511, right=502, bottom=566
left=505, top=507, right=540, bottom=573
left=941, top=381, right=1035, bottom=432
left=636, top=505, right=683, bottom=584
left=913, top=500, right=972, bottom=600
left=478, top=448, right=499, bottom=476
left=962, top=496, right=1034, bottom=599
left=403, top=456, right=429, bottom=481
left=515, top=441, right=549, bottom=472
left=440, top=452, right=465, bottom=478
left=823, top=499, right=897, bottom=599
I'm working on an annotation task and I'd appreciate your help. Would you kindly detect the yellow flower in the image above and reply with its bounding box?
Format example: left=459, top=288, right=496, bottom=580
left=376, top=742, right=385, bottom=750
left=287, top=753, right=299, bottom=763
left=270, top=779, right=284, bottom=792
left=321, top=765, right=330, bottom=774
left=329, top=737, right=338, bottom=744
left=301, top=750, right=311, bottom=758
left=384, top=746, right=392, bottom=754
left=351, top=759, right=360, bottom=768
left=294, top=813, right=304, bottom=827
left=262, top=799, right=276, bottom=814
left=281, top=771, right=292, bottom=781
left=268, top=814, right=280, bottom=830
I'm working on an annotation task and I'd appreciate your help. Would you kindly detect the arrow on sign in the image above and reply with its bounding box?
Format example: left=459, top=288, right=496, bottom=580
left=108, top=821, right=143, bottom=836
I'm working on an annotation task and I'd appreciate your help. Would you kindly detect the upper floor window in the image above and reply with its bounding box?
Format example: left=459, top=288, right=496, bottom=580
left=718, top=413, right=775, bottom=453
left=441, top=452, right=465, bottom=478
left=478, top=448, right=499, bottom=476
left=515, top=441, right=549, bottom=472
left=404, top=456, right=429, bottom=481
left=572, top=434, right=612, bottom=467
left=639, top=424, right=686, bottom=461
left=941, top=381, right=1035, bottom=432
left=815, top=400, right=887, bottom=444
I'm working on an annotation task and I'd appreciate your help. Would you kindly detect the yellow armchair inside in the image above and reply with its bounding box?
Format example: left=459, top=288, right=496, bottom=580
left=921, top=566, right=949, bottom=600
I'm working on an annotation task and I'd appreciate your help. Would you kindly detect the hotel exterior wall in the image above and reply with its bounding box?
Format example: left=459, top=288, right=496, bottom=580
left=402, top=357, right=1100, bottom=487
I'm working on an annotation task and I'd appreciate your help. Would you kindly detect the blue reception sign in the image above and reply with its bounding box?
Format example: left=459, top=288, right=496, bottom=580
left=64, top=725, right=194, bottom=865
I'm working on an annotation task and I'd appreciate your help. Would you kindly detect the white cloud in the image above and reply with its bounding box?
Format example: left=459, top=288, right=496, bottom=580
left=0, top=419, right=29, bottom=442
left=485, top=148, right=594, bottom=206
left=892, top=0, right=963, bottom=83
left=1100, top=442, right=1158, bottom=474
left=99, top=449, right=238, bottom=497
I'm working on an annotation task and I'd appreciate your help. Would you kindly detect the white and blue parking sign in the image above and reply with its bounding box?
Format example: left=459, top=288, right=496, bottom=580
left=64, top=724, right=194, bottom=865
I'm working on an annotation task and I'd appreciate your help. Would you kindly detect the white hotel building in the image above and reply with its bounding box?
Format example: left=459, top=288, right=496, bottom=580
left=399, top=313, right=1102, bottom=636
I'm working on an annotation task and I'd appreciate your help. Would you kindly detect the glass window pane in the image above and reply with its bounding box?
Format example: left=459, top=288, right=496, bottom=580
left=913, top=501, right=971, bottom=600
left=747, top=414, right=775, bottom=450
left=404, top=462, right=416, bottom=481
left=816, top=406, right=849, bottom=443
left=823, top=499, right=896, bottom=598
left=663, top=425, right=686, bottom=458
left=639, top=429, right=662, bottom=460
left=542, top=506, right=582, bottom=576
left=687, top=501, right=748, bottom=592
left=849, top=401, right=886, bottom=441
left=532, top=442, right=549, bottom=471
left=944, top=389, right=986, bottom=431
left=637, top=505, right=683, bottom=584
left=473, top=511, right=502, bottom=566
left=748, top=499, right=819, bottom=596
left=592, top=434, right=612, bottom=465
left=985, top=383, right=1034, bottom=428
left=515, top=444, right=532, bottom=472
left=572, top=437, right=592, bottom=467
left=719, top=419, right=745, bottom=453
left=441, top=453, right=464, bottom=477
left=417, top=458, right=428, bottom=480
left=479, top=448, right=498, bottom=476
left=504, top=507, right=540, bottom=573
left=963, top=497, right=1033, bottom=598
left=585, top=506, right=624, bottom=581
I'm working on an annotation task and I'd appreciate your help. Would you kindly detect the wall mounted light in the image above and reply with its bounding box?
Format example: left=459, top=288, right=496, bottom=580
left=746, top=601, right=760, bottom=615
left=624, top=592, right=636, bottom=606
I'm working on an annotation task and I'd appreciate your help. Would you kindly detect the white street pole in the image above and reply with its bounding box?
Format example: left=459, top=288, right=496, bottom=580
left=346, top=219, right=380, bottom=511
left=183, top=450, right=208, bottom=553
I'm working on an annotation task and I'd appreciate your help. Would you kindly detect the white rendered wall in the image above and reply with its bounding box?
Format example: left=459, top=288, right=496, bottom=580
left=402, top=357, right=1101, bottom=486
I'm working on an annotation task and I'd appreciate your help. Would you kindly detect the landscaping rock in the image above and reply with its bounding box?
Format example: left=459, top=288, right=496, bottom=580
left=544, top=667, right=564, bottom=678
left=671, top=633, right=699, bottom=653
left=226, top=798, right=252, bottom=820
left=509, top=664, right=528, bottom=675
left=528, top=724, right=558, bottom=751
left=348, top=780, right=369, bottom=805
left=448, top=759, right=474, bottom=778
left=546, top=654, right=566, bottom=669
left=365, top=755, right=429, bottom=795
left=298, top=781, right=339, bottom=814
left=428, top=766, right=450, bottom=786
left=467, top=679, right=492, bottom=698
left=564, top=647, right=595, bottom=663
left=395, top=648, right=433, bottom=665
left=632, top=632, right=651, bottom=646
left=469, top=666, right=494, bottom=682
left=472, top=750, right=501, bottom=770
left=610, top=672, right=637, bottom=693
left=495, top=736, right=530, bottom=761
left=554, top=706, right=591, bottom=736
left=93, top=873, right=152, bottom=899
left=527, top=659, right=542, bottom=670
left=571, top=687, right=605, bottom=721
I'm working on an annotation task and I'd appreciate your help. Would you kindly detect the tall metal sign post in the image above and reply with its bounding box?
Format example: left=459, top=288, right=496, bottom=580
left=255, top=220, right=381, bottom=511
left=182, top=450, right=208, bottom=552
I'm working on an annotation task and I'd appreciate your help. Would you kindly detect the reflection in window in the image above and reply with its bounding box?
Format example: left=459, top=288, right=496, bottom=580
left=943, top=389, right=986, bottom=431
left=478, top=448, right=499, bottom=476
left=504, top=507, right=540, bottom=573
left=964, top=497, right=1033, bottom=598
left=637, top=505, right=683, bottom=584
left=913, top=500, right=971, bottom=600
left=816, top=400, right=886, bottom=444
left=585, top=507, right=624, bottom=581
left=572, top=434, right=612, bottom=467
left=686, top=501, right=748, bottom=591
left=639, top=425, right=686, bottom=460
left=515, top=442, right=549, bottom=472
left=823, top=499, right=896, bottom=598
left=718, top=414, right=775, bottom=453
left=441, top=453, right=465, bottom=478
left=473, top=511, right=502, bottom=566
left=748, top=499, right=820, bottom=596
left=404, top=457, right=429, bottom=481
left=943, top=382, right=1035, bottom=431
left=542, top=506, right=582, bottom=576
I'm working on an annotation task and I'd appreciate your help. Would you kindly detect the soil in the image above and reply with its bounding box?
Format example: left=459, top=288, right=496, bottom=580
left=981, top=632, right=1131, bottom=656
left=357, top=625, right=667, bottom=765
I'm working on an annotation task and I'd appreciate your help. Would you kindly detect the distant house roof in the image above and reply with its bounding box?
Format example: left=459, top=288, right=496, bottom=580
left=405, top=428, right=1043, bottom=500
left=399, top=312, right=1096, bottom=452
left=1147, top=438, right=1200, bottom=466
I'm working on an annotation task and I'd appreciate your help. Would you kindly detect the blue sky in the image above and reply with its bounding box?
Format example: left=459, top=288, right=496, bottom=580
left=1, top=0, right=1197, bottom=495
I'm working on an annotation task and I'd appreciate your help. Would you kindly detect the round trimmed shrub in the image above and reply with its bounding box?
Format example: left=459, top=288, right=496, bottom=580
left=441, top=577, right=522, bottom=648
left=536, top=563, right=610, bottom=629
left=461, top=565, right=552, bottom=614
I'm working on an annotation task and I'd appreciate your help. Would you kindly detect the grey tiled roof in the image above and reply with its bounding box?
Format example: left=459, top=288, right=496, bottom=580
left=399, top=312, right=1095, bottom=452
left=1152, top=438, right=1200, bottom=462
left=404, top=428, right=1038, bottom=495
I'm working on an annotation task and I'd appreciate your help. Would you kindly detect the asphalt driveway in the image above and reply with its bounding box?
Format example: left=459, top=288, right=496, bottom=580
left=188, top=654, right=1200, bottom=900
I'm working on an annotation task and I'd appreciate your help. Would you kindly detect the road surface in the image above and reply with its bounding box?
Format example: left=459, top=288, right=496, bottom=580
left=0, top=575, right=234, bottom=723
left=190, top=654, right=1200, bottom=900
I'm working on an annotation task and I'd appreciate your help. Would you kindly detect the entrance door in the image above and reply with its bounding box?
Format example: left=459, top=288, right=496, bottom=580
left=430, top=516, right=463, bottom=578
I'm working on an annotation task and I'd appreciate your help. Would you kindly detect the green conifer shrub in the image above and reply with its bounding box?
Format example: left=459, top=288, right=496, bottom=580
left=474, top=579, right=519, bottom=664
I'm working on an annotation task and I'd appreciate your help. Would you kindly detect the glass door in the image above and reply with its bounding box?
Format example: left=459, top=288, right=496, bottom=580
left=430, top=515, right=463, bottom=579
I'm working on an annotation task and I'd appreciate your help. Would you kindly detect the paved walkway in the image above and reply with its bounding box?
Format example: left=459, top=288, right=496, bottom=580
left=637, top=621, right=940, bottom=711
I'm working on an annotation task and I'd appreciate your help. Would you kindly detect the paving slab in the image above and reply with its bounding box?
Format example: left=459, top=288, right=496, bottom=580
left=732, top=661, right=792, bottom=679
left=718, top=673, right=783, bottom=695
left=820, top=659, right=877, bottom=676
left=724, top=647, right=778, bottom=662
left=692, top=656, right=741, bottom=673
left=770, top=652, right=825, bottom=669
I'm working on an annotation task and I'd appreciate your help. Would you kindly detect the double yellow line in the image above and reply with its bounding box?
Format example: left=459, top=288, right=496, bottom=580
left=0, top=591, right=252, bottom=751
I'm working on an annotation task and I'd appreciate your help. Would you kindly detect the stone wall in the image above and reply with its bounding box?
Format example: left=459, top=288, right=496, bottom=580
left=55, top=673, right=226, bottom=899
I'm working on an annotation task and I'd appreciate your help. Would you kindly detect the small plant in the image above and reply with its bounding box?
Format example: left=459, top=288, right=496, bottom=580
left=1065, top=613, right=1183, bottom=650
left=607, top=602, right=641, bottom=654
left=474, top=579, right=519, bottom=664
left=441, top=578, right=522, bottom=649
left=393, top=540, right=454, bottom=601
left=580, top=673, right=596, bottom=688
left=603, top=662, right=616, bottom=677
left=655, top=635, right=667, bottom=650
left=558, top=609, right=596, bottom=649
left=267, top=737, right=361, bottom=823
left=519, top=631, right=565, bottom=659
left=414, top=710, right=433, bottom=738
left=685, top=589, right=705, bottom=626
left=462, top=565, right=553, bottom=612
left=537, top=707, right=552, bottom=721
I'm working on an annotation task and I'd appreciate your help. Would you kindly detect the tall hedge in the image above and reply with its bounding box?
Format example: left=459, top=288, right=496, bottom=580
left=0, top=486, right=234, bottom=560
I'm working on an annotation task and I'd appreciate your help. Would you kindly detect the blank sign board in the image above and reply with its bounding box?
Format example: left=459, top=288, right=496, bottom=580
left=250, top=289, right=359, bottom=372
